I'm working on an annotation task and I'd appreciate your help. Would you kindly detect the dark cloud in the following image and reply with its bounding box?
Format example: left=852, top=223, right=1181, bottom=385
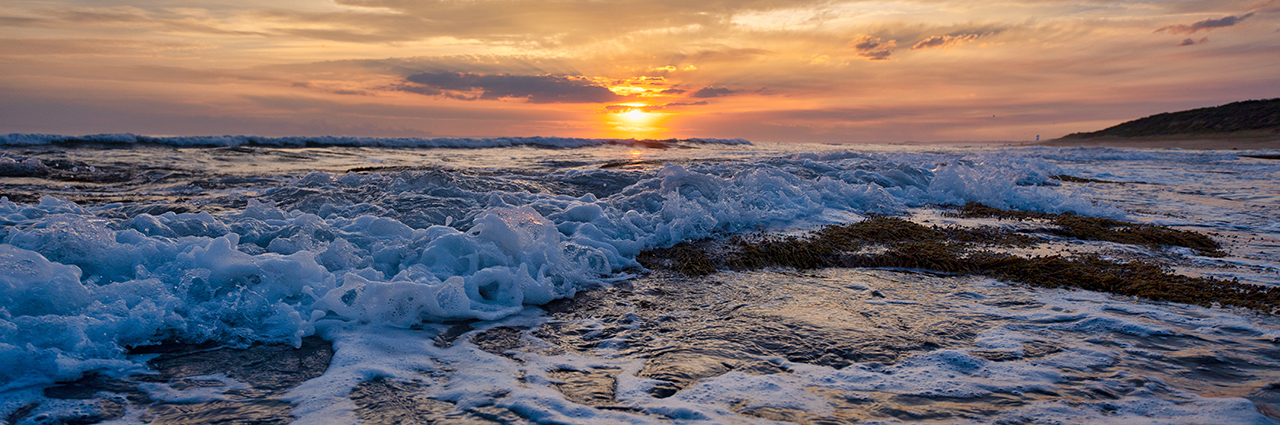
left=659, top=88, right=687, bottom=94
left=664, top=101, right=709, bottom=106
left=849, top=35, right=895, bottom=60
left=401, top=72, right=622, bottom=103
left=0, top=16, right=45, bottom=27
left=391, top=83, right=443, bottom=96
left=605, top=104, right=661, bottom=113
left=911, top=34, right=982, bottom=50
left=1178, top=37, right=1209, bottom=46
left=281, top=55, right=584, bottom=80
left=690, top=86, right=736, bottom=98
left=605, top=100, right=711, bottom=114
left=1157, top=12, right=1254, bottom=34
left=911, top=35, right=949, bottom=50
left=605, top=100, right=709, bottom=113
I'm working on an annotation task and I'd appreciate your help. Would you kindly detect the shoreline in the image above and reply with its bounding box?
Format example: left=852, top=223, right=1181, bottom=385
left=822, top=137, right=1280, bottom=151
left=1039, top=134, right=1280, bottom=151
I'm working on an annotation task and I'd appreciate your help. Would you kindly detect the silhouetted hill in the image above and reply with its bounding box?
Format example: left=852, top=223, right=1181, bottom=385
left=1061, top=98, right=1280, bottom=139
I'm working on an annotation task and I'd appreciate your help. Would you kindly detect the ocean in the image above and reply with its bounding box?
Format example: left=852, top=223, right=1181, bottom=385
left=1, top=134, right=1278, bottom=424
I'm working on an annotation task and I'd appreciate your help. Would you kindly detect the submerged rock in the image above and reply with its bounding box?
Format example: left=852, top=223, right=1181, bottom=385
left=142, top=400, right=295, bottom=425
left=350, top=378, right=456, bottom=424
left=547, top=368, right=620, bottom=406
left=470, top=326, right=526, bottom=358
left=10, top=337, right=332, bottom=425
left=142, top=336, right=333, bottom=392
left=350, top=378, right=533, bottom=424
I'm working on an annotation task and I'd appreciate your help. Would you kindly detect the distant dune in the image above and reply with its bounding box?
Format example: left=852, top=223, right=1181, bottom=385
left=1045, top=98, right=1280, bottom=150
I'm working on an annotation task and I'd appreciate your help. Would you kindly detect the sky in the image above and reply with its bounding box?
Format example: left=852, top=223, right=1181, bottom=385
left=1, top=0, right=1277, bottom=142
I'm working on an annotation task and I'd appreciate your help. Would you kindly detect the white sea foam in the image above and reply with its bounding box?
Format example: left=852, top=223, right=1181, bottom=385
left=0, top=147, right=1133, bottom=387
left=281, top=272, right=1280, bottom=424
left=1, top=143, right=1278, bottom=423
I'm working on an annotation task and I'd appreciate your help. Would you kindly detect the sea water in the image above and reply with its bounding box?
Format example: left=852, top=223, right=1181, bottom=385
left=0, top=134, right=1278, bottom=424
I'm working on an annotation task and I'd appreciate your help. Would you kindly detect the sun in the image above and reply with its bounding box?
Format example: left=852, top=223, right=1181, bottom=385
left=602, top=104, right=668, bottom=139
left=620, top=108, right=653, bottom=123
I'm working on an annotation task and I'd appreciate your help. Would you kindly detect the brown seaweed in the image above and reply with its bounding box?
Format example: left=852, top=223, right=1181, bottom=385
left=637, top=204, right=1270, bottom=314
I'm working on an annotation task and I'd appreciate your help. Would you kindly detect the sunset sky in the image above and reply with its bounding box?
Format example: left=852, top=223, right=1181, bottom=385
left=1, top=0, right=1277, bottom=142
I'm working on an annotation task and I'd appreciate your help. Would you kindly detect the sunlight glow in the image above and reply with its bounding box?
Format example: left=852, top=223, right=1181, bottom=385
left=603, top=104, right=668, bottom=139
left=620, top=109, right=649, bottom=121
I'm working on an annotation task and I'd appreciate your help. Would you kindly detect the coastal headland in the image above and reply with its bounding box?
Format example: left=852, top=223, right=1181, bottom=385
left=1044, top=98, right=1280, bottom=150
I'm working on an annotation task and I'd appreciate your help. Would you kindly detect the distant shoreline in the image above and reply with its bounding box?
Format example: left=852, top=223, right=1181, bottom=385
left=1040, top=133, right=1280, bottom=150
left=845, top=136, right=1280, bottom=151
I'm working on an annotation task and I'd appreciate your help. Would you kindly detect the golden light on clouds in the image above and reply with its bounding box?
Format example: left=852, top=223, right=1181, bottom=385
left=606, top=76, right=680, bottom=98
left=0, top=0, right=1276, bottom=141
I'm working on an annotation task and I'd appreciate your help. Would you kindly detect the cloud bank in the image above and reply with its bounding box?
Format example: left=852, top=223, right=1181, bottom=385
left=401, top=72, right=622, bottom=103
